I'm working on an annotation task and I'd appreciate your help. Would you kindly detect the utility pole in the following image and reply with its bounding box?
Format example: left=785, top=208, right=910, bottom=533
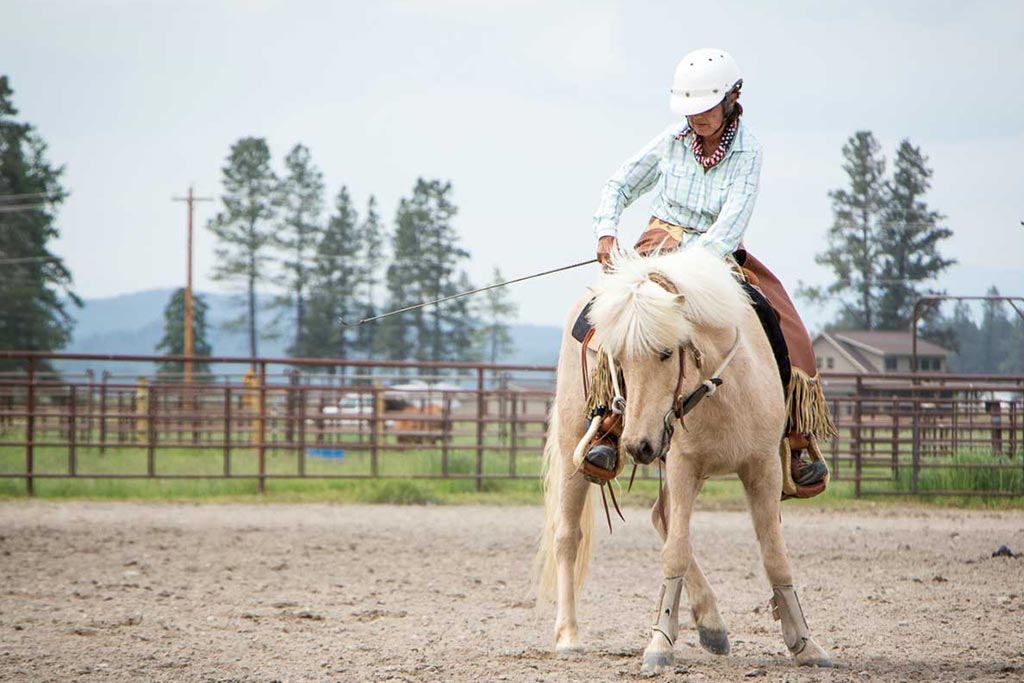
left=172, top=186, right=213, bottom=384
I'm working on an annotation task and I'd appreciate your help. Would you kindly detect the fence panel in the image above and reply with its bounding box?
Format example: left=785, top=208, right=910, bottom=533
left=0, top=352, right=1021, bottom=497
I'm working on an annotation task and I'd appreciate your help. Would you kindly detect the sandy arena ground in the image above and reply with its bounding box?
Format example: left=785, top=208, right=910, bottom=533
left=0, top=501, right=1022, bottom=683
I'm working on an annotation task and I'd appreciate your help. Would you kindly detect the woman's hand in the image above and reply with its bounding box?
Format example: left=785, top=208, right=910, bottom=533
left=597, top=235, right=618, bottom=269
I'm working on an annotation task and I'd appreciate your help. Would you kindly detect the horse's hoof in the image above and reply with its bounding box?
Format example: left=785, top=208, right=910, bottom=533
left=697, top=626, right=730, bottom=655
left=555, top=644, right=584, bottom=658
left=795, top=639, right=832, bottom=668
left=641, top=651, right=673, bottom=675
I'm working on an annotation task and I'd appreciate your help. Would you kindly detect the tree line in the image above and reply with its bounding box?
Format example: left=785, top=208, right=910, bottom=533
left=806, top=130, right=1021, bottom=372
left=166, top=136, right=517, bottom=372
left=0, top=74, right=1017, bottom=375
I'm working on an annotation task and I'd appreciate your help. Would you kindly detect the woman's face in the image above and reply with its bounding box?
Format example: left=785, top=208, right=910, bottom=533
left=686, top=102, right=725, bottom=137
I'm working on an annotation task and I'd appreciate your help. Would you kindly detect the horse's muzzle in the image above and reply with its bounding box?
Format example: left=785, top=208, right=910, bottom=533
left=624, top=438, right=658, bottom=466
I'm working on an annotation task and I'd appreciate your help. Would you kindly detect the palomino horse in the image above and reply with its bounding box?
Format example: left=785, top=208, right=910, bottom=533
left=535, top=246, right=831, bottom=674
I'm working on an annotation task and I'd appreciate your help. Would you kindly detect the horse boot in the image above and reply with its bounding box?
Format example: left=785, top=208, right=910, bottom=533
left=769, top=585, right=832, bottom=667
left=581, top=413, right=623, bottom=485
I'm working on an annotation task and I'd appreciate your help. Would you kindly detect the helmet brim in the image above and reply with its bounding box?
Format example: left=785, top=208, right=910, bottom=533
left=670, top=92, right=722, bottom=117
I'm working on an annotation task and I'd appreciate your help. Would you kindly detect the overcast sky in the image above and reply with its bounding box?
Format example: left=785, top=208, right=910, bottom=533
left=3, top=0, right=1022, bottom=330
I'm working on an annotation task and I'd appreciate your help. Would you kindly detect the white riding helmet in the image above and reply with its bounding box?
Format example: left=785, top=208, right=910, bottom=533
left=669, top=48, right=742, bottom=116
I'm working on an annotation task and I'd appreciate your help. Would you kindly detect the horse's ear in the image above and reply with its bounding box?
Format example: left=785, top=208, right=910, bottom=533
left=675, top=294, right=686, bottom=306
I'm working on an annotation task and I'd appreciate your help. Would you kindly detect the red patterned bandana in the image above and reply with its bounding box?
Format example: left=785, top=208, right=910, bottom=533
left=690, top=118, right=739, bottom=170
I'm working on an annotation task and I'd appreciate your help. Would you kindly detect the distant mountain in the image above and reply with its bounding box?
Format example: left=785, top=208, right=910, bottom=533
left=57, top=288, right=561, bottom=377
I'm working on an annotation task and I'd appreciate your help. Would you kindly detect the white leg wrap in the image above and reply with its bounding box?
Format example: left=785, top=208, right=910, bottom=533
left=769, top=585, right=811, bottom=654
left=652, top=576, right=684, bottom=646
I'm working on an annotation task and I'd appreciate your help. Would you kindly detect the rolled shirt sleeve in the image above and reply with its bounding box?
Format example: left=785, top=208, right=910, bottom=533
left=592, top=124, right=680, bottom=239
left=694, top=147, right=762, bottom=258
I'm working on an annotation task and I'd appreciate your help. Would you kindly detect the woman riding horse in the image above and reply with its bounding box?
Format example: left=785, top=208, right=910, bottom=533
left=586, top=48, right=834, bottom=496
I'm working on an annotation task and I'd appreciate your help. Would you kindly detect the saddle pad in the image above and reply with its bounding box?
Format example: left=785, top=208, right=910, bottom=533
left=571, top=299, right=595, bottom=343
left=742, top=282, right=791, bottom=390
left=571, top=286, right=792, bottom=390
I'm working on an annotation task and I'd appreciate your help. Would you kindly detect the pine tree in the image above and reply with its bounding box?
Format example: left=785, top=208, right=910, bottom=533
left=444, top=271, right=480, bottom=363
left=0, top=76, right=79, bottom=371
left=378, top=194, right=420, bottom=361
left=301, top=187, right=362, bottom=368
left=876, top=140, right=955, bottom=330
left=979, top=286, right=1013, bottom=374
left=207, top=137, right=278, bottom=361
left=475, top=268, right=517, bottom=364
left=352, top=195, right=387, bottom=359
left=274, top=144, right=324, bottom=357
left=154, top=288, right=212, bottom=377
left=381, top=179, right=472, bottom=362
left=807, top=131, right=887, bottom=330
left=1002, top=313, right=1024, bottom=374
left=946, top=301, right=980, bottom=373
left=414, top=180, right=468, bottom=361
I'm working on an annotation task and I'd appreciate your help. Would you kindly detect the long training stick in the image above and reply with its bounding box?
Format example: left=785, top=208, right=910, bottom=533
left=340, top=258, right=598, bottom=327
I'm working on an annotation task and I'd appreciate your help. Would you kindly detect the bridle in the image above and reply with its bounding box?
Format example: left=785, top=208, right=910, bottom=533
left=578, top=320, right=743, bottom=464
left=652, top=327, right=742, bottom=461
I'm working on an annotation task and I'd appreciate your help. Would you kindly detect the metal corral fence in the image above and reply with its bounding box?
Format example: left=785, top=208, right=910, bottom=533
left=0, top=351, right=1022, bottom=498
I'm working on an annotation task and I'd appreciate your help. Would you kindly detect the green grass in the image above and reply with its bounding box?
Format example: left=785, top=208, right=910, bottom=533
left=1, top=425, right=1021, bottom=509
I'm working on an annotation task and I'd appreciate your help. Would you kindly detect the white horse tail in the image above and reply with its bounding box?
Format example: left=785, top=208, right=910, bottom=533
left=535, top=402, right=594, bottom=604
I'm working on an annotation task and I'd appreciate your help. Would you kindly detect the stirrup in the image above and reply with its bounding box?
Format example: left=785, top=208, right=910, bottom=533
left=581, top=444, right=618, bottom=484
left=779, top=434, right=829, bottom=500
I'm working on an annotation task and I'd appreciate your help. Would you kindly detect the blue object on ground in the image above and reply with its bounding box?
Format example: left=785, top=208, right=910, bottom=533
left=306, top=448, right=346, bottom=460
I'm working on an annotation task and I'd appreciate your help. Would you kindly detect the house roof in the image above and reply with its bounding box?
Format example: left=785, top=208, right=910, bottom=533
left=816, top=333, right=873, bottom=372
left=830, top=330, right=951, bottom=357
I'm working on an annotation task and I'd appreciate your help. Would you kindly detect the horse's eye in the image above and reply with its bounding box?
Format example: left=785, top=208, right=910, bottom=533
left=658, top=349, right=673, bottom=362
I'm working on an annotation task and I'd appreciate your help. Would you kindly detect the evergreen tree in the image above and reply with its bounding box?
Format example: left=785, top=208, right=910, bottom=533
left=154, top=288, right=212, bottom=377
left=806, top=131, right=887, bottom=329
left=352, top=195, right=387, bottom=359
left=301, top=187, right=362, bottom=368
left=274, top=144, right=324, bottom=357
left=445, top=271, right=480, bottom=363
left=946, top=301, right=980, bottom=373
left=1002, top=313, right=1024, bottom=374
left=378, top=192, right=422, bottom=361
left=474, top=267, right=517, bottom=364
left=979, top=286, right=1013, bottom=374
left=380, top=179, right=472, bottom=362
left=876, top=140, right=955, bottom=330
left=207, top=137, right=278, bottom=361
left=0, top=76, right=79, bottom=371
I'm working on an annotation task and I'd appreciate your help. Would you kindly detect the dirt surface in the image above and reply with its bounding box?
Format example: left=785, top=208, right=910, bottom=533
left=1, top=502, right=1022, bottom=683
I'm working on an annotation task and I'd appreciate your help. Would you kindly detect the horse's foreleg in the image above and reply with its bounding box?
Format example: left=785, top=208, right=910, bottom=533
left=650, top=484, right=729, bottom=657
left=554, top=468, right=590, bottom=655
left=643, top=463, right=722, bottom=673
left=741, top=463, right=832, bottom=668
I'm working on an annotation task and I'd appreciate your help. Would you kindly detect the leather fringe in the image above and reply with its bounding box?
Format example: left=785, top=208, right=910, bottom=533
left=786, top=368, right=837, bottom=440
left=585, top=351, right=623, bottom=415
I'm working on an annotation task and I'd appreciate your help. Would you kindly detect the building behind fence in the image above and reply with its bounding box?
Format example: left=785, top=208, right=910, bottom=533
left=0, top=352, right=1022, bottom=498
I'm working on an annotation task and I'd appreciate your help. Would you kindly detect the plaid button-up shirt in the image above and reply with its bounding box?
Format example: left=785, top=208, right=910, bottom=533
left=593, top=118, right=762, bottom=258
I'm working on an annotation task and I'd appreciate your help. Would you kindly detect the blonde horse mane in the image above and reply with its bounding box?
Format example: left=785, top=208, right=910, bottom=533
left=587, top=247, right=751, bottom=358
